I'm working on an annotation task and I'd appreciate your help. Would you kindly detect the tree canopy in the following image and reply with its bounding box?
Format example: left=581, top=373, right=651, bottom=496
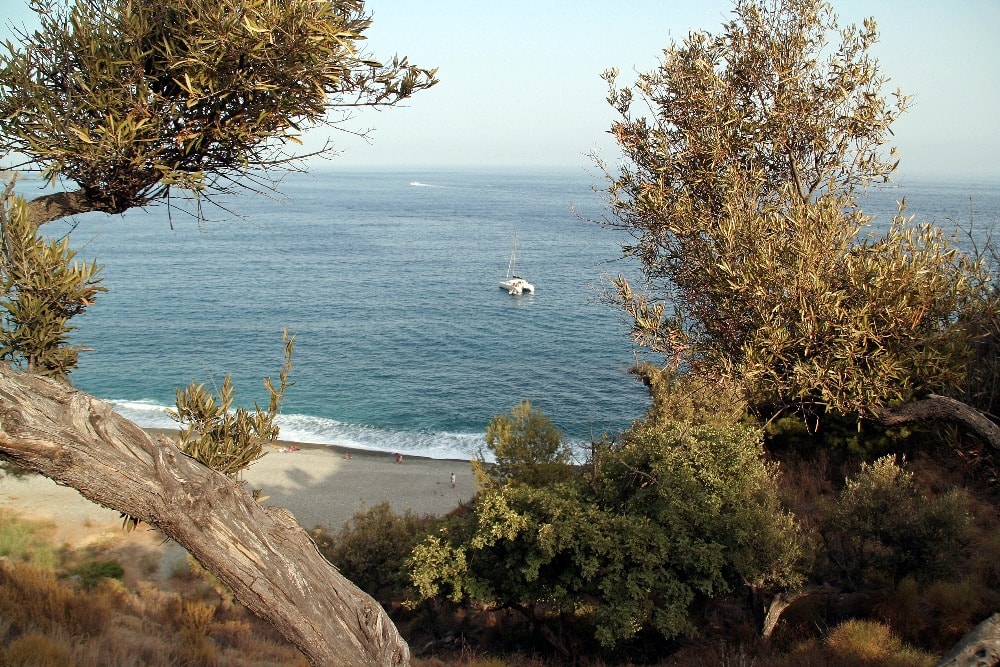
left=0, top=0, right=437, bottom=225
left=600, top=0, right=995, bottom=427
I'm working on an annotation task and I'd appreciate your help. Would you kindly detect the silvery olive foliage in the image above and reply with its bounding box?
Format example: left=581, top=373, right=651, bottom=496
left=599, top=0, right=992, bottom=421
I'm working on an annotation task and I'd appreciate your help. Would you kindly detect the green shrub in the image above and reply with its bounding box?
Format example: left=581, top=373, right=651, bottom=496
left=314, top=503, right=438, bottom=606
left=71, top=559, right=124, bottom=590
left=412, top=416, right=807, bottom=651
left=826, top=455, right=972, bottom=588
left=474, top=400, right=575, bottom=489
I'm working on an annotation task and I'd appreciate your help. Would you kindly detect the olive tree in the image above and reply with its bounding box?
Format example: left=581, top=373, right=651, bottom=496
left=599, top=0, right=998, bottom=444
left=0, top=1, right=435, bottom=665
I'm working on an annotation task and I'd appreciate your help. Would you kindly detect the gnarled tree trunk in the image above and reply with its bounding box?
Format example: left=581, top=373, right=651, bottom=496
left=0, top=366, right=409, bottom=667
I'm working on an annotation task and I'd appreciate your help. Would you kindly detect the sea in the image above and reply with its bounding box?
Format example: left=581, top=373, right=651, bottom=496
left=8, top=167, right=1000, bottom=461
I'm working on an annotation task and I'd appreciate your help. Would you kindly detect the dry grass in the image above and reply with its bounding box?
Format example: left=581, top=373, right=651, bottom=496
left=0, top=508, right=59, bottom=568
left=0, top=511, right=308, bottom=666
left=823, top=619, right=936, bottom=666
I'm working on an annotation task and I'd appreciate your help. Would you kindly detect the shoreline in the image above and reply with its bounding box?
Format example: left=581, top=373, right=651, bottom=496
left=146, top=428, right=477, bottom=531
left=0, top=429, right=477, bottom=558
left=144, top=428, right=476, bottom=465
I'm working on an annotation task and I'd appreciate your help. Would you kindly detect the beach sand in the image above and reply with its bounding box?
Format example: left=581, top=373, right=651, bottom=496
left=0, top=431, right=475, bottom=559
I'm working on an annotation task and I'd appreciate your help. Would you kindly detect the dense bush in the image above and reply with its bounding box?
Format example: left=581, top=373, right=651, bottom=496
left=411, top=400, right=806, bottom=653
left=473, top=399, right=575, bottom=489
left=824, top=455, right=973, bottom=588
left=312, top=503, right=439, bottom=607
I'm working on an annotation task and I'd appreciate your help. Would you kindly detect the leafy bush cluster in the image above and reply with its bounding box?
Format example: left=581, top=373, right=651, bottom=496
left=0, top=184, right=105, bottom=379
left=473, top=399, right=574, bottom=489
left=311, top=502, right=439, bottom=608
left=296, top=325, right=992, bottom=664
left=824, top=455, right=973, bottom=589
left=409, top=385, right=808, bottom=655
left=334, top=364, right=993, bottom=662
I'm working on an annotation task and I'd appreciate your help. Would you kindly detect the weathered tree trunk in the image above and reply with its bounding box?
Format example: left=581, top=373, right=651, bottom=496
left=752, top=585, right=837, bottom=640
left=879, top=394, right=1000, bottom=451
left=0, top=366, right=409, bottom=667
left=760, top=591, right=806, bottom=639
left=935, top=612, right=1000, bottom=667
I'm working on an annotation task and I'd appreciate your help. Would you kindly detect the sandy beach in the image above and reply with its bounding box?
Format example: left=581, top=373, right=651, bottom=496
left=0, top=431, right=476, bottom=556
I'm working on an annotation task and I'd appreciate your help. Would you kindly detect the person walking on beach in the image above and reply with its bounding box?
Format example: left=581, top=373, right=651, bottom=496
left=450, top=472, right=456, bottom=489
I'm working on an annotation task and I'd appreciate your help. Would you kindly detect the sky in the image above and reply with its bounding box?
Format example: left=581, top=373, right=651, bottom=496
left=2, top=1, right=999, bottom=178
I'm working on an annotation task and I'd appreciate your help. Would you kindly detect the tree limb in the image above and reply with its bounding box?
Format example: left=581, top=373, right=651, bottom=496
left=25, top=190, right=132, bottom=228
left=0, top=366, right=410, bottom=667
left=877, top=394, right=1000, bottom=452
left=754, top=584, right=838, bottom=639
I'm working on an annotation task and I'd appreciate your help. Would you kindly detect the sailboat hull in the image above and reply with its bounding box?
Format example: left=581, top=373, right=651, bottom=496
left=501, top=234, right=534, bottom=295
left=500, top=277, right=534, bottom=294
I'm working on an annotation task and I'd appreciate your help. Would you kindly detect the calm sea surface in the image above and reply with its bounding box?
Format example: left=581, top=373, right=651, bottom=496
left=12, top=168, right=1000, bottom=459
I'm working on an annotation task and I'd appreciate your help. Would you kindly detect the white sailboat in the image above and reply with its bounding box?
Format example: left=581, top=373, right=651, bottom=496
left=499, top=234, right=534, bottom=295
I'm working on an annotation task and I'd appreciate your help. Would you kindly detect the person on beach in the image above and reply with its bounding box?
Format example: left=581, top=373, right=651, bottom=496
left=450, top=472, right=456, bottom=489
left=395, top=452, right=403, bottom=464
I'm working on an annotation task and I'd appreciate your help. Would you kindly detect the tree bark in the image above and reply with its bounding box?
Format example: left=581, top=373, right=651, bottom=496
left=25, top=190, right=105, bottom=226
left=0, top=366, right=410, bottom=667
left=760, top=591, right=806, bottom=639
left=878, top=394, right=1000, bottom=452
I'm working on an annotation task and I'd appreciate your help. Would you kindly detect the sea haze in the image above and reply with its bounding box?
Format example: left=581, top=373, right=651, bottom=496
left=15, top=168, right=1000, bottom=460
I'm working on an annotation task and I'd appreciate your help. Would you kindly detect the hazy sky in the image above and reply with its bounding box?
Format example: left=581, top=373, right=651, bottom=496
left=3, top=1, right=998, bottom=178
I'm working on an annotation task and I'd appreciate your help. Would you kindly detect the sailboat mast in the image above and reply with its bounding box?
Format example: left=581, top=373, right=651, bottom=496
left=507, top=233, right=517, bottom=279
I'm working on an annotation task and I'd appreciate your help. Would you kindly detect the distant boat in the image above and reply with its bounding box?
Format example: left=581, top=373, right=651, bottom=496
left=499, top=234, right=534, bottom=295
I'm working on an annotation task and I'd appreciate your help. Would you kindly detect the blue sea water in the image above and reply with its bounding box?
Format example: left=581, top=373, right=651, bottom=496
left=11, top=168, right=1000, bottom=460
left=25, top=168, right=652, bottom=460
